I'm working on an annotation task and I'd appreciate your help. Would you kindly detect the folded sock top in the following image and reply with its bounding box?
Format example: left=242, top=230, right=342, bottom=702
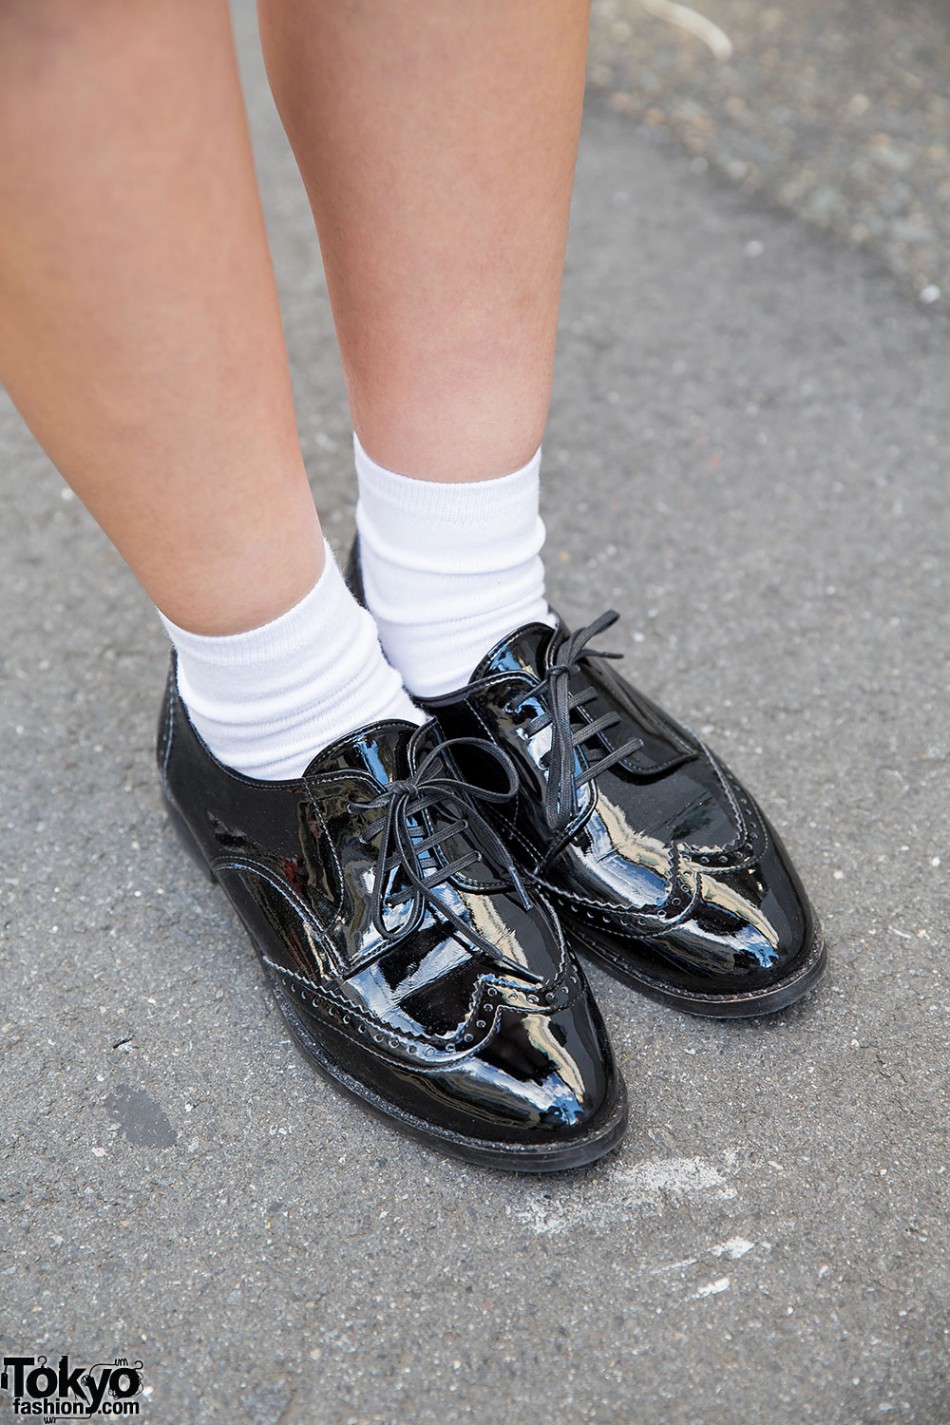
left=158, top=539, right=423, bottom=779
left=354, top=433, right=555, bottom=699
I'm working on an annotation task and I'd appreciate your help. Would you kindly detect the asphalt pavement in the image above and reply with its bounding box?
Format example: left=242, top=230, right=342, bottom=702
left=1, top=5, right=948, bottom=1423
left=590, top=0, right=950, bottom=306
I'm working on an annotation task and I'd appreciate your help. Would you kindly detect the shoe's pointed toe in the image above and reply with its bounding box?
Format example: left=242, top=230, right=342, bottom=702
left=435, top=993, right=622, bottom=1141
left=275, top=921, right=627, bottom=1170
left=263, top=935, right=627, bottom=1170
left=579, top=823, right=825, bottom=1014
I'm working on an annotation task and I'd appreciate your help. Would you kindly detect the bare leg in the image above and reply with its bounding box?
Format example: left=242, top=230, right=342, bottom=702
left=258, top=0, right=591, bottom=481
left=0, top=0, right=323, bottom=635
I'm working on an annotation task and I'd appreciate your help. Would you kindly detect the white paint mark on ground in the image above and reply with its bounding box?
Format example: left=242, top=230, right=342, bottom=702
left=622, top=1157, right=736, bottom=1199
left=513, top=1156, right=737, bottom=1236
left=638, top=0, right=734, bottom=59
left=649, top=1257, right=699, bottom=1276
left=690, top=1276, right=731, bottom=1300
left=712, top=1236, right=754, bottom=1259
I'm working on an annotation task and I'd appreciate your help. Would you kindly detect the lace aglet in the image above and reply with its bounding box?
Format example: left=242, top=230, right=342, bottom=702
left=491, top=952, right=545, bottom=986
left=511, top=865, right=533, bottom=913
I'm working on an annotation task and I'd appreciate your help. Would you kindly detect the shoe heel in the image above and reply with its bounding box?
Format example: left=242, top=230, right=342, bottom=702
left=163, top=797, right=217, bottom=883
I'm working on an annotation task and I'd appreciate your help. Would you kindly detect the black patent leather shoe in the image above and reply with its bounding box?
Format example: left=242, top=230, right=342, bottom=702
left=358, top=592, right=827, bottom=1019
left=157, top=659, right=626, bottom=1170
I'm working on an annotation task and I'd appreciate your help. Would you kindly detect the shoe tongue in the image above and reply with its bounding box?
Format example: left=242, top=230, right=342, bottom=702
left=470, top=620, right=557, bottom=684
left=302, top=719, right=423, bottom=785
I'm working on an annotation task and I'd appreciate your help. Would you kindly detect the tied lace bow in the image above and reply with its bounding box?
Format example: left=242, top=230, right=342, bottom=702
left=351, top=737, right=543, bottom=984
left=522, top=610, right=645, bottom=833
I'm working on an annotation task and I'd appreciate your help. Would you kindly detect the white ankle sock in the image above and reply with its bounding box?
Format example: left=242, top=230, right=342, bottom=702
left=158, top=541, right=424, bottom=780
left=354, top=435, right=555, bottom=699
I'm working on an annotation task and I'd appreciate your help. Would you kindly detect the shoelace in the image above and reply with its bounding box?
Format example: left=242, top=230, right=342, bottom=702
left=347, top=737, right=543, bottom=984
left=516, top=610, right=645, bottom=833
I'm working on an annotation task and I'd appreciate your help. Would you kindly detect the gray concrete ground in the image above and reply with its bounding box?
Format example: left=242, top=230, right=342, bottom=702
left=1, top=7, right=948, bottom=1424
left=589, top=0, right=950, bottom=306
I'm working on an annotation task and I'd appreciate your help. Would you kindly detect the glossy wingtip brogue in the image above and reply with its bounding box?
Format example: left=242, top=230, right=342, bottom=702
left=157, top=658, right=627, bottom=1170
left=412, top=613, right=826, bottom=1019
